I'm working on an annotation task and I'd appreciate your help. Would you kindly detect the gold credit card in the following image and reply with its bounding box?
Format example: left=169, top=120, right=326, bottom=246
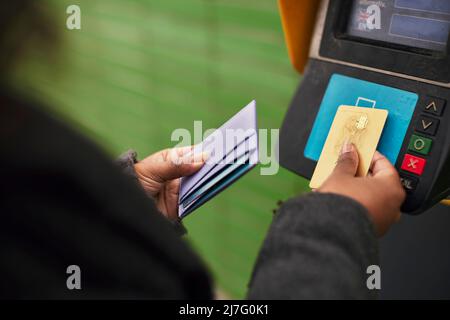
left=310, top=105, right=388, bottom=189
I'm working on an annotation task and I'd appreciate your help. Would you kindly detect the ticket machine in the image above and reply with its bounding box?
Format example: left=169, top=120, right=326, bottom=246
left=278, top=0, right=450, bottom=214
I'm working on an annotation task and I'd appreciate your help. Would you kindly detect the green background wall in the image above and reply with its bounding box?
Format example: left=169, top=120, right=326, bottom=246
left=15, top=0, right=309, bottom=298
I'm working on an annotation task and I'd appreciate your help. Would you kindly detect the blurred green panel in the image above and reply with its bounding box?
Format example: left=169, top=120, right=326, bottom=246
left=14, top=0, right=309, bottom=298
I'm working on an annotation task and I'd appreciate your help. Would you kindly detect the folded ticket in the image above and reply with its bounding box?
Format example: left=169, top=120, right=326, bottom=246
left=178, top=100, right=259, bottom=218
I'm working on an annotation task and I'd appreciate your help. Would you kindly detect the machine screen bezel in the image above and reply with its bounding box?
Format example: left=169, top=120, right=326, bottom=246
left=319, top=0, right=450, bottom=83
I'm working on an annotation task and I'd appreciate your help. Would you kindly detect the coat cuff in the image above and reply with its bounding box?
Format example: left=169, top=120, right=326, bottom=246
left=116, top=149, right=187, bottom=236
left=116, top=149, right=139, bottom=180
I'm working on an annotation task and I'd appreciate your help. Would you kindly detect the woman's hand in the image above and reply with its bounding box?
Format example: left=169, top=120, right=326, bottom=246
left=317, top=142, right=406, bottom=236
left=134, top=146, right=207, bottom=221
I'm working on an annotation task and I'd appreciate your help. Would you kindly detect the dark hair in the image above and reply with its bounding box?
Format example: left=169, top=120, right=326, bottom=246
left=0, top=1, right=59, bottom=80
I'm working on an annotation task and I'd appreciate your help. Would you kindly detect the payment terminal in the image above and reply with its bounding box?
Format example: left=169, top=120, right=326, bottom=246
left=278, top=0, right=450, bottom=214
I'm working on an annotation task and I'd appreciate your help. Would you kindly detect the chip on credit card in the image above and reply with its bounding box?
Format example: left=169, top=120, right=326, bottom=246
left=310, top=105, right=388, bottom=189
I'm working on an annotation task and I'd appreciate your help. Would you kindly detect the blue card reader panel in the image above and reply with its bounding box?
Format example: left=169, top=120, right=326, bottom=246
left=304, top=74, right=418, bottom=164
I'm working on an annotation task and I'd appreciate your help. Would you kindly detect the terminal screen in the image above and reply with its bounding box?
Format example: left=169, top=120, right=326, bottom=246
left=347, top=0, right=450, bottom=52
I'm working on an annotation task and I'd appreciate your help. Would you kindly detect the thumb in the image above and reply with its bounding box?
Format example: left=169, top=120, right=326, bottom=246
left=139, top=147, right=208, bottom=182
left=332, top=141, right=359, bottom=177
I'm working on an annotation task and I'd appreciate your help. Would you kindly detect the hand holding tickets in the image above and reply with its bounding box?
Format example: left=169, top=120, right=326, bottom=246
left=135, top=101, right=258, bottom=221
left=178, top=100, right=259, bottom=218
left=310, top=105, right=388, bottom=189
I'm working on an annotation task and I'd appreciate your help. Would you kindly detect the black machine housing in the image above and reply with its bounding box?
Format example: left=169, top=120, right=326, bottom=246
left=279, top=0, right=450, bottom=214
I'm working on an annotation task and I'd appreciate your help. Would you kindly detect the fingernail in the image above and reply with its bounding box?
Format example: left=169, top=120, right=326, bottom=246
left=340, top=140, right=354, bottom=155
left=196, top=151, right=210, bottom=163
left=204, top=151, right=210, bottom=161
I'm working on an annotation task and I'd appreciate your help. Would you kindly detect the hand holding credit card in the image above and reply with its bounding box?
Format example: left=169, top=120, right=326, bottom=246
left=310, top=105, right=388, bottom=189
left=178, top=101, right=259, bottom=218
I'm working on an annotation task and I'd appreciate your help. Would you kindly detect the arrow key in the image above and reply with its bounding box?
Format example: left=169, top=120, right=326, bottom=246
left=423, top=96, right=445, bottom=116
left=415, top=115, right=439, bottom=136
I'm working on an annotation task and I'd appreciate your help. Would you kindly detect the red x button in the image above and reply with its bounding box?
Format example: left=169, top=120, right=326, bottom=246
left=401, top=154, right=426, bottom=176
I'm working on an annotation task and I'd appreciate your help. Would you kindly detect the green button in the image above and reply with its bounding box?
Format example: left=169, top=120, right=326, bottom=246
left=408, top=134, right=433, bottom=155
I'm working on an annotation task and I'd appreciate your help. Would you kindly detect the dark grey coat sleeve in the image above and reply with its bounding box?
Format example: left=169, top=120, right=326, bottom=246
left=116, top=149, right=188, bottom=236
left=247, top=193, right=379, bottom=299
